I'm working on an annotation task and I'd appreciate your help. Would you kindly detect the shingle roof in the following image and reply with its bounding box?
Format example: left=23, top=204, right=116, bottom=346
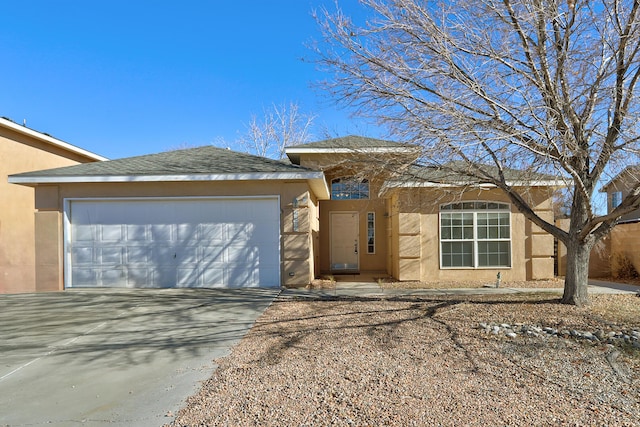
left=286, top=135, right=413, bottom=150
left=10, top=145, right=316, bottom=179
left=387, top=162, right=562, bottom=187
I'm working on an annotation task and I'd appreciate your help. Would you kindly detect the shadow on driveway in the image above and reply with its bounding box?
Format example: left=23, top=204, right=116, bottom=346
left=0, top=288, right=278, bottom=426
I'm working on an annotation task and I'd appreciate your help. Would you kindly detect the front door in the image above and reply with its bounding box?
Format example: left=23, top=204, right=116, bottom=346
left=330, top=212, right=359, bottom=272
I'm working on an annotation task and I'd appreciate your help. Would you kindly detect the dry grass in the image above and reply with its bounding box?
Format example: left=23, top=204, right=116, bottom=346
left=170, top=293, right=640, bottom=427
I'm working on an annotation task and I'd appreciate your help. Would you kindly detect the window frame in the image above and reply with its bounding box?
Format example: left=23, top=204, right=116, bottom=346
left=330, top=177, right=370, bottom=200
left=611, top=191, right=623, bottom=209
left=439, top=201, right=512, bottom=269
left=366, top=212, right=375, bottom=254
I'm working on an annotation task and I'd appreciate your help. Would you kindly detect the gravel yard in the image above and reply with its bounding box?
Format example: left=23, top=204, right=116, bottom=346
left=169, top=293, right=640, bottom=427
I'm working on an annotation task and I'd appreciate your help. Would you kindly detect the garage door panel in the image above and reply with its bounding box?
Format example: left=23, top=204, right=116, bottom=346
left=72, top=246, right=93, bottom=264
left=200, top=223, right=223, bottom=241
left=202, top=267, right=225, bottom=286
left=226, top=223, right=253, bottom=241
left=99, top=247, right=123, bottom=264
left=126, top=225, right=147, bottom=241
left=101, top=224, right=123, bottom=241
left=101, top=269, right=126, bottom=283
left=68, top=198, right=280, bottom=289
left=74, top=225, right=95, bottom=241
left=228, top=266, right=258, bottom=288
left=227, top=246, right=257, bottom=263
left=127, top=269, right=149, bottom=287
left=151, top=268, right=178, bottom=288
left=202, top=245, right=225, bottom=262
left=72, top=268, right=97, bottom=287
left=177, top=268, right=200, bottom=287
left=126, top=247, right=149, bottom=263
left=151, top=224, right=173, bottom=241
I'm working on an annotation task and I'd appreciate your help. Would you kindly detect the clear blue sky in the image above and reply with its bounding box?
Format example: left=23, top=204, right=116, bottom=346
left=0, top=1, right=379, bottom=159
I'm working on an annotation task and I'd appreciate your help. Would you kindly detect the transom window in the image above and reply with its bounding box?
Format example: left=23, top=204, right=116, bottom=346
left=331, top=178, right=369, bottom=200
left=440, top=201, right=511, bottom=268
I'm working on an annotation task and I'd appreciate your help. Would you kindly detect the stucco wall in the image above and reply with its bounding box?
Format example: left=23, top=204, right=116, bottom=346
left=555, top=218, right=612, bottom=278
left=610, top=222, right=640, bottom=277
left=390, top=187, right=556, bottom=282
left=32, top=180, right=317, bottom=291
left=0, top=126, right=98, bottom=294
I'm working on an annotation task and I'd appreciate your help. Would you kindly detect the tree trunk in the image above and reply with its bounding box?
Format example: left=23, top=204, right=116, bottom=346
left=562, top=240, right=591, bottom=306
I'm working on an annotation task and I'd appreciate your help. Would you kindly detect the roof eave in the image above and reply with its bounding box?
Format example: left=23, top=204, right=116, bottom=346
left=285, top=147, right=418, bottom=155
left=0, top=118, right=108, bottom=161
left=379, top=179, right=566, bottom=196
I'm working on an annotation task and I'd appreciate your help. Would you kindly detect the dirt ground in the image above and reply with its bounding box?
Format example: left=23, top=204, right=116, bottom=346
left=169, top=293, right=640, bottom=426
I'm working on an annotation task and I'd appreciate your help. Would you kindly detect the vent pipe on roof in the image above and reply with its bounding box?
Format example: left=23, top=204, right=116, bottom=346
left=23, top=119, right=26, bottom=126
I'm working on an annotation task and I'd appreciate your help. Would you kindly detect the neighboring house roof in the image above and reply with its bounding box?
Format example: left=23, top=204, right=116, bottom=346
left=285, top=135, right=418, bottom=163
left=382, top=162, right=563, bottom=193
left=600, top=165, right=640, bottom=193
left=9, top=145, right=330, bottom=198
left=0, top=117, right=107, bottom=161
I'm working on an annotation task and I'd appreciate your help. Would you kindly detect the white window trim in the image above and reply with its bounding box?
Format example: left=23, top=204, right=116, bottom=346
left=439, top=201, right=513, bottom=270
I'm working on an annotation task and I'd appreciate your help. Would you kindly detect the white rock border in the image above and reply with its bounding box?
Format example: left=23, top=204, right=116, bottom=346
left=478, top=322, right=640, bottom=349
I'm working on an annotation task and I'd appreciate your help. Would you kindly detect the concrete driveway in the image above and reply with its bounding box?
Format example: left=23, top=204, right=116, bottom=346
left=0, top=288, right=278, bottom=426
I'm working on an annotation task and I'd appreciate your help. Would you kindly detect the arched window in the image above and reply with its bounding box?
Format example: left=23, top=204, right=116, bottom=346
left=440, top=201, right=511, bottom=268
left=331, top=178, right=369, bottom=200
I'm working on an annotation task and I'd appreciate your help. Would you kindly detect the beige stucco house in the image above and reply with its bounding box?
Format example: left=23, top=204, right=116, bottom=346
left=1, top=117, right=106, bottom=293
left=8, top=136, right=558, bottom=292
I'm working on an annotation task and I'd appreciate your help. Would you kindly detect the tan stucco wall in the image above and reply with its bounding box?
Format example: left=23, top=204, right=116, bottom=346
left=32, top=180, right=318, bottom=291
left=390, top=187, right=556, bottom=282
left=610, top=222, right=640, bottom=277
left=1, top=126, right=98, bottom=294
left=555, top=218, right=612, bottom=278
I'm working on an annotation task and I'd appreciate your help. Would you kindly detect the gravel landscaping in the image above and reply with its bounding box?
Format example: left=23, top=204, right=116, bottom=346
left=169, top=293, right=640, bottom=426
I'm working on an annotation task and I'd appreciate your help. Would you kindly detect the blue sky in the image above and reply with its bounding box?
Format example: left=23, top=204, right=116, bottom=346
left=0, top=1, right=378, bottom=159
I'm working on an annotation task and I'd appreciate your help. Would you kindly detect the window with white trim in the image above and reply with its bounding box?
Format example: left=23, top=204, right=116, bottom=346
left=331, top=178, right=369, bottom=200
left=367, top=212, right=375, bottom=254
left=440, top=201, right=511, bottom=268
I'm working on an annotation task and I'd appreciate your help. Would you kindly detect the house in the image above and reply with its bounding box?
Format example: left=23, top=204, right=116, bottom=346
left=8, top=136, right=558, bottom=292
left=0, top=117, right=106, bottom=293
left=578, top=166, right=640, bottom=278
left=600, top=165, right=640, bottom=222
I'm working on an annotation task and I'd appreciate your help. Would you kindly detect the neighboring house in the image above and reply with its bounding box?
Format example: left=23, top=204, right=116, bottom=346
left=8, top=135, right=559, bottom=292
left=573, top=166, right=640, bottom=278
left=0, top=117, right=106, bottom=293
left=600, top=165, right=640, bottom=222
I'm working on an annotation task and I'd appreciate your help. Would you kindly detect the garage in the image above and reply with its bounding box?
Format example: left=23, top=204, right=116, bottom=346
left=65, top=197, right=281, bottom=288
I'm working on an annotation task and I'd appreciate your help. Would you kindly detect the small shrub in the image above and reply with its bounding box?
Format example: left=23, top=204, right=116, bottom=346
left=613, top=253, right=639, bottom=279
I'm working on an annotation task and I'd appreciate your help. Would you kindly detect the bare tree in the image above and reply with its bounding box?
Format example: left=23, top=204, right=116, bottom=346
left=315, top=0, right=640, bottom=305
left=238, top=102, right=316, bottom=159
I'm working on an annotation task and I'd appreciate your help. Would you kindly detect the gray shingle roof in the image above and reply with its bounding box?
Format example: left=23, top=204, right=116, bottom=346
left=391, top=162, right=561, bottom=186
left=287, top=135, right=413, bottom=150
left=10, top=145, right=317, bottom=179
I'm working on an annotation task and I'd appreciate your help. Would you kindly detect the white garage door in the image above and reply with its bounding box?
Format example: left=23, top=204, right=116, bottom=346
left=66, top=197, right=280, bottom=288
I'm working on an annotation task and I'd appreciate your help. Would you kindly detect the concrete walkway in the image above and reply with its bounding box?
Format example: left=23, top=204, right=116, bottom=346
left=281, top=279, right=640, bottom=298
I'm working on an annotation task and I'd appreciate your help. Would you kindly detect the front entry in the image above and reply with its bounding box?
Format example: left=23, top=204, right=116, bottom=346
left=330, top=212, right=359, bottom=272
